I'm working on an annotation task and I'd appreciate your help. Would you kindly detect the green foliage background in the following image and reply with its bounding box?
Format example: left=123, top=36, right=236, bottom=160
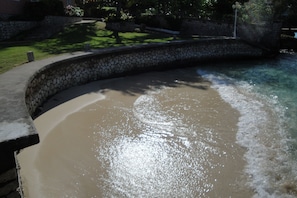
left=0, top=22, right=174, bottom=74
left=76, top=0, right=297, bottom=25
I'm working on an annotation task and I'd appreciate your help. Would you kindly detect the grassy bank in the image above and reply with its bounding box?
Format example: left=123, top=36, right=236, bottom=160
left=0, top=22, right=174, bottom=74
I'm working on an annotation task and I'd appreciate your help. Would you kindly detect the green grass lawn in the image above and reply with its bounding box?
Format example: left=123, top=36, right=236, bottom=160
left=0, top=44, right=53, bottom=74
left=0, top=22, right=174, bottom=74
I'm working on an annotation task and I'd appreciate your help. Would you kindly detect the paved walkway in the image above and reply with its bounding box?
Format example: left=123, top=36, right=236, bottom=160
left=0, top=51, right=93, bottom=151
left=0, top=19, right=181, bottom=151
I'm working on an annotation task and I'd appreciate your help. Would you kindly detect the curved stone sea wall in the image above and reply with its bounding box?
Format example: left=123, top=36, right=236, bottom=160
left=25, top=39, right=263, bottom=116
left=0, top=39, right=264, bottom=197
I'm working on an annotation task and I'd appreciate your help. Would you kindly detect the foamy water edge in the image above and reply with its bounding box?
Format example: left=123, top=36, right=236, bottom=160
left=197, top=69, right=297, bottom=198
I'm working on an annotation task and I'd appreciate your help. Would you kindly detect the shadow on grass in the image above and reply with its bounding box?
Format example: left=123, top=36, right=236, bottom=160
left=33, top=23, right=99, bottom=54
left=32, top=22, right=173, bottom=54
left=0, top=42, right=52, bottom=74
left=0, top=22, right=174, bottom=74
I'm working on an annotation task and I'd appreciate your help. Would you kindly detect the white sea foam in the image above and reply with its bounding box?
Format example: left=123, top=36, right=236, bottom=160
left=197, top=69, right=297, bottom=198
left=132, top=88, right=182, bottom=134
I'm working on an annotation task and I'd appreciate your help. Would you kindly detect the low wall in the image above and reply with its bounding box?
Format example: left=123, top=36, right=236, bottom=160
left=181, top=19, right=282, bottom=52
left=0, top=16, right=81, bottom=41
left=25, top=39, right=264, bottom=116
left=0, top=20, right=39, bottom=41
left=238, top=22, right=282, bottom=51
left=0, top=39, right=265, bottom=197
left=42, top=16, right=82, bottom=27
left=181, top=19, right=234, bottom=37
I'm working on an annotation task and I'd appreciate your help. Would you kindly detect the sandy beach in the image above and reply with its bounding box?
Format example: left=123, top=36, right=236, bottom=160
left=17, top=68, right=254, bottom=197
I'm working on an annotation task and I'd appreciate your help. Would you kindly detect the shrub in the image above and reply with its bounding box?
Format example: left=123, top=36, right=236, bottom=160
left=104, top=7, right=133, bottom=22
left=65, top=5, right=84, bottom=17
left=82, top=2, right=100, bottom=17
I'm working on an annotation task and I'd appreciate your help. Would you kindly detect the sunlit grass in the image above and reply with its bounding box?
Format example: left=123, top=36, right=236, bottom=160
left=0, top=44, right=53, bottom=74
left=0, top=21, right=174, bottom=74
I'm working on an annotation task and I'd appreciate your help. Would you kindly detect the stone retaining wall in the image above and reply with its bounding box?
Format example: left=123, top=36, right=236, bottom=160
left=0, top=21, right=39, bottom=41
left=0, top=152, right=21, bottom=198
left=0, top=39, right=265, bottom=197
left=41, top=16, right=81, bottom=27
left=181, top=19, right=234, bottom=37
left=181, top=19, right=282, bottom=52
left=0, top=16, right=81, bottom=41
left=25, top=39, right=264, bottom=116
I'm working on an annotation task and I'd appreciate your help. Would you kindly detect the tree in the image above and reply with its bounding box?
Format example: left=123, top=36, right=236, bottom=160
left=76, top=0, right=297, bottom=26
left=213, top=0, right=234, bottom=20
left=270, top=0, right=297, bottom=25
left=237, top=0, right=296, bottom=24
left=286, top=1, right=297, bottom=26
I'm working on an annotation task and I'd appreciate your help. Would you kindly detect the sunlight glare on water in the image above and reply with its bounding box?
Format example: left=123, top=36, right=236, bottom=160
left=92, top=87, right=232, bottom=197
left=18, top=68, right=251, bottom=198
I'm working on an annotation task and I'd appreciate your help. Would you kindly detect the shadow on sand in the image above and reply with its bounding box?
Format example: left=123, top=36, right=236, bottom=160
left=33, top=67, right=210, bottom=118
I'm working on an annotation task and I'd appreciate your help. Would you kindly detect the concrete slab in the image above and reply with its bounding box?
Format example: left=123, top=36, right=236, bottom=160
left=0, top=51, right=92, bottom=151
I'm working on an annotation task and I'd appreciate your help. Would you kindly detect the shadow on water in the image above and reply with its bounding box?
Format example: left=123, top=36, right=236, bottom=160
left=33, top=67, right=209, bottom=118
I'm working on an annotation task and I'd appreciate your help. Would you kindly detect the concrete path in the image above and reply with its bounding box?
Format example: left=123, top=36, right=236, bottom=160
left=0, top=51, right=92, bottom=151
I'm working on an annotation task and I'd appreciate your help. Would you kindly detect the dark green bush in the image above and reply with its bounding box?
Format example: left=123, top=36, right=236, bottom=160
left=82, top=2, right=99, bottom=17
left=85, top=7, right=113, bottom=18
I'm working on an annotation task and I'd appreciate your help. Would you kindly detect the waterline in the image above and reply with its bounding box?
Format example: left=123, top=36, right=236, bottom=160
left=198, top=53, right=297, bottom=197
left=18, top=68, right=252, bottom=197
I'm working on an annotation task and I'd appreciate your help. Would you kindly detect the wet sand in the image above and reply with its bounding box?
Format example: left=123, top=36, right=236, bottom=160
left=17, top=68, right=254, bottom=197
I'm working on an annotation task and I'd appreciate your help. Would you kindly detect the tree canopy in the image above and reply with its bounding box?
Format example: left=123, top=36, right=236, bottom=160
left=75, top=0, right=297, bottom=25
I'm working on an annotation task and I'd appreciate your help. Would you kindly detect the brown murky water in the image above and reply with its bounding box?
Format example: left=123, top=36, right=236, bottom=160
left=17, top=68, right=253, bottom=197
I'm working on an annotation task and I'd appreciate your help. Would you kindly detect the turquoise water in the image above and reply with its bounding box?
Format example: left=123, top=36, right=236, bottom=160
left=198, top=53, right=297, bottom=197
